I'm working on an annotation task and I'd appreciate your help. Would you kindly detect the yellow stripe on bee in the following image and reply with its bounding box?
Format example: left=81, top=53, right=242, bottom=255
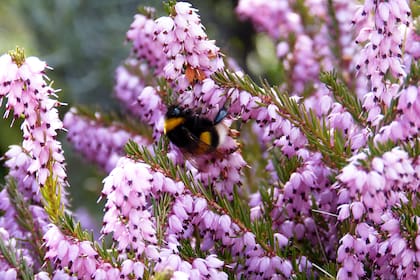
left=164, top=117, right=185, bottom=134
left=199, top=131, right=212, bottom=146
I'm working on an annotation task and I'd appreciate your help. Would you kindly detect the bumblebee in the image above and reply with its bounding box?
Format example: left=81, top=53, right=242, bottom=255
left=163, top=105, right=229, bottom=155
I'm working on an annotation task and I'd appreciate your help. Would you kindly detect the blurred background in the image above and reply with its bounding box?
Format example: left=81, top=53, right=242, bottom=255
left=0, top=0, right=278, bottom=232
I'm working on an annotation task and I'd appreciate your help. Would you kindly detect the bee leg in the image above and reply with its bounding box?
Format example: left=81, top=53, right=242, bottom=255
left=229, top=129, right=240, bottom=138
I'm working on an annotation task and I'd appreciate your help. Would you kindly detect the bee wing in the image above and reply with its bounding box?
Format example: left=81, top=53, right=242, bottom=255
left=176, top=127, right=227, bottom=171
left=180, top=126, right=216, bottom=155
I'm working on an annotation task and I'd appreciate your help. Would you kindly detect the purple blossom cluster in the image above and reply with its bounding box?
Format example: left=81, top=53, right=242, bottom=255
left=0, top=228, right=29, bottom=279
left=114, top=59, right=165, bottom=138
left=331, top=1, right=419, bottom=278
left=237, top=1, right=302, bottom=40
left=165, top=193, right=294, bottom=278
left=238, top=0, right=358, bottom=96
left=336, top=148, right=419, bottom=279
left=0, top=52, right=68, bottom=276
left=0, top=54, right=67, bottom=188
left=126, top=3, right=224, bottom=96
left=352, top=0, right=417, bottom=143
left=123, top=2, right=248, bottom=197
left=64, top=108, right=150, bottom=172
left=99, top=156, right=231, bottom=278
left=0, top=1, right=419, bottom=279
left=125, top=2, right=233, bottom=141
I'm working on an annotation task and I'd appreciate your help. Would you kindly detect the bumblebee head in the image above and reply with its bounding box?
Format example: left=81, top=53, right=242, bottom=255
left=164, top=106, right=186, bottom=134
left=166, top=106, right=182, bottom=118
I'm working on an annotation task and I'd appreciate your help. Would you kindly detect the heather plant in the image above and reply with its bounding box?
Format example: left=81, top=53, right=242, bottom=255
left=0, top=0, right=419, bottom=279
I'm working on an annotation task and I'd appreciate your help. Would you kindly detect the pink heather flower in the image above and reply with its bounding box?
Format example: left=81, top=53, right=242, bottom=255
left=156, top=254, right=228, bottom=279
left=128, top=2, right=223, bottom=95
left=244, top=94, right=308, bottom=156
left=0, top=54, right=67, bottom=189
left=0, top=227, right=36, bottom=277
left=352, top=0, right=415, bottom=142
left=0, top=51, right=68, bottom=274
left=162, top=191, right=296, bottom=278
left=126, top=13, right=167, bottom=75
left=276, top=41, right=289, bottom=58
left=34, top=271, right=50, bottom=280
left=405, top=28, right=420, bottom=60
left=120, top=259, right=145, bottom=279
left=337, top=234, right=365, bottom=279
left=0, top=188, right=25, bottom=238
left=291, top=35, right=319, bottom=94
left=336, top=146, right=419, bottom=278
left=114, top=60, right=166, bottom=139
left=270, top=152, right=337, bottom=258
left=125, top=5, right=257, bottom=210
left=100, top=156, right=190, bottom=274
left=322, top=99, right=370, bottom=152
left=136, top=86, right=165, bottom=138
left=101, top=157, right=158, bottom=256
left=350, top=201, right=365, bottom=220
left=0, top=269, right=17, bottom=280
left=238, top=1, right=358, bottom=97
left=355, top=222, right=378, bottom=255
left=0, top=210, right=29, bottom=264
left=113, top=60, right=150, bottom=117
left=297, top=256, right=313, bottom=276
left=125, top=3, right=245, bottom=163
left=153, top=5, right=225, bottom=111
left=376, top=212, right=420, bottom=279
left=374, top=85, right=419, bottom=143
left=64, top=108, right=150, bottom=172
left=337, top=147, right=418, bottom=223
left=190, top=150, right=247, bottom=198
left=3, top=145, right=39, bottom=202
left=44, top=224, right=128, bottom=279
left=236, top=0, right=302, bottom=39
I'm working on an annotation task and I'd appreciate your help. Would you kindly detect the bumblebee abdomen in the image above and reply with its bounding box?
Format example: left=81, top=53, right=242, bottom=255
left=199, top=128, right=219, bottom=148
left=166, top=127, right=193, bottom=149
left=164, top=105, right=228, bottom=155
